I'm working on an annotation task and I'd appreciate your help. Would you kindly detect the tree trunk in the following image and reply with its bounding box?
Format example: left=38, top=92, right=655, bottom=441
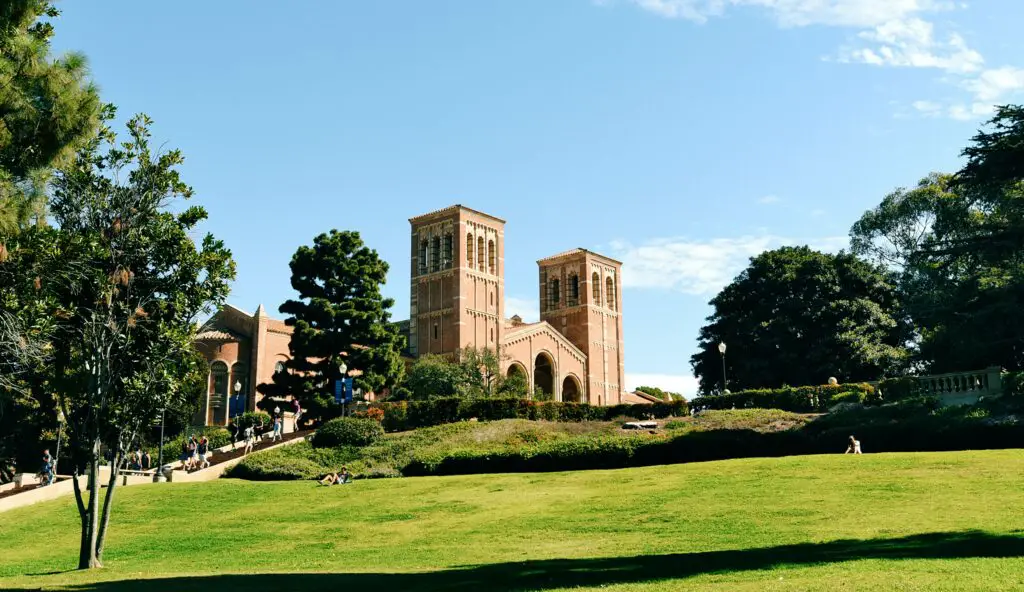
left=79, top=438, right=103, bottom=569
left=94, top=452, right=120, bottom=561
left=72, top=469, right=91, bottom=570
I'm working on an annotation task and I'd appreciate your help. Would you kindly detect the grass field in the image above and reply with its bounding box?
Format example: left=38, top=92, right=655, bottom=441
left=2, top=450, right=1024, bottom=591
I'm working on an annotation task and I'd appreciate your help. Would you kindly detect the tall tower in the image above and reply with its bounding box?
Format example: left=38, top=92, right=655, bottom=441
left=537, top=249, right=624, bottom=405
left=409, top=205, right=505, bottom=359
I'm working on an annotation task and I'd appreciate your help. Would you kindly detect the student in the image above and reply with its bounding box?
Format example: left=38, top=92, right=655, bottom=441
left=318, top=466, right=352, bottom=486
left=40, top=449, right=54, bottom=486
left=141, top=450, right=152, bottom=471
left=230, top=420, right=240, bottom=450
left=272, top=416, right=283, bottom=442
left=243, top=425, right=255, bottom=455
left=197, top=437, right=210, bottom=469
left=179, top=439, right=191, bottom=469
left=292, top=398, right=302, bottom=431
left=845, top=435, right=862, bottom=455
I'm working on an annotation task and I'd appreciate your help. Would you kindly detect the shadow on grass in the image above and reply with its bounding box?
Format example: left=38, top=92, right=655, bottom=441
left=14, top=530, right=1024, bottom=592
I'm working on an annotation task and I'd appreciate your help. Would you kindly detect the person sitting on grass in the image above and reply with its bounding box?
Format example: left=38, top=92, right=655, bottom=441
left=845, top=435, right=862, bottom=455
left=319, top=467, right=352, bottom=486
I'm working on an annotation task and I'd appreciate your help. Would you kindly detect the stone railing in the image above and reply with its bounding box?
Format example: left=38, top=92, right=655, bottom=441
left=917, top=367, right=1002, bottom=398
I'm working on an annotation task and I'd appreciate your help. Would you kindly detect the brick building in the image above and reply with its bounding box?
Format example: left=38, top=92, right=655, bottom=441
left=194, top=205, right=625, bottom=425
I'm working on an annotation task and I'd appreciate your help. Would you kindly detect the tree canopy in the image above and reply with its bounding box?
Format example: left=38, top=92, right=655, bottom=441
left=690, top=246, right=909, bottom=395
left=0, top=0, right=101, bottom=232
left=403, top=347, right=529, bottom=400
left=260, top=230, right=405, bottom=420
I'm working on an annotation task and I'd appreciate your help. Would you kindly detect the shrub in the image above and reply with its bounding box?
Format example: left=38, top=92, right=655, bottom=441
left=379, top=401, right=409, bottom=432
left=1002, top=372, right=1024, bottom=397
left=829, top=391, right=864, bottom=407
left=227, top=446, right=327, bottom=481
left=354, top=407, right=385, bottom=423
left=231, top=411, right=272, bottom=431
left=878, top=377, right=918, bottom=402
left=312, top=417, right=385, bottom=448
left=690, top=383, right=875, bottom=413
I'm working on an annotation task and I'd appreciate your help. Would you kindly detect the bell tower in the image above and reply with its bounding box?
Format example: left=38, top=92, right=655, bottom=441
left=537, top=249, right=624, bottom=405
left=409, top=205, right=505, bottom=358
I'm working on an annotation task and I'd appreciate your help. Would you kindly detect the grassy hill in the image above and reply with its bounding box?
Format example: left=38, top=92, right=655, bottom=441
left=2, top=449, right=1024, bottom=591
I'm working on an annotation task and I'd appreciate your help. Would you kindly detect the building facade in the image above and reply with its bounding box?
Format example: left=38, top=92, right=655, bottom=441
left=194, top=204, right=626, bottom=424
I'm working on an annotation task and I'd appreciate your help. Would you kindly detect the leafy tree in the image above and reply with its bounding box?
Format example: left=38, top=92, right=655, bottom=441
left=41, top=114, right=234, bottom=569
left=404, top=347, right=528, bottom=400
left=690, top=246, right=909, bottom=395
left=849, top=173, right=1019, bottom=371
left=260, top=231, right=405, bottom=421
left=0, top=0, right=101, bottom=232
left=635, top=385, right=685, bottom=402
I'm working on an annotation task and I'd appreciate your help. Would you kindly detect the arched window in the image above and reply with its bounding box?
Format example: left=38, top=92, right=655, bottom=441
left=592, top=272, right=601, bottom=306
left=466, top=233, right=474, bottom=266
left=230, top=362, right=248, bottom=419
left=490, top=328, right=494, bottom=342
left=477, top=236, right=485, bottom=271
left=606, top=276, right=616, bottom=311
left=209, top=362, right=229, bottom=425
left=488, top=240, right=496, bottom=274
left=418, top=239, right=428, bottom=275
left=443, top=233, right=453, bottom=269
left=568, top=274, right=579, bottom=306
left=430, top=236, right=441, bottom=273
left=550, top=278, right=561, bottom=308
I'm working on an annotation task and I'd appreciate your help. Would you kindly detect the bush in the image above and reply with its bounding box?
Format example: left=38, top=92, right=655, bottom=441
left=353, top=407, right=385, bottom=423
left=829, top=391, right=864, bottom=407
left=312, top=417, right=385, bottom=448
left=878, top=377, right=918, bottom=402
left=690, top=383, right=876, bottom=413
left=368, top=398, right=690, bottom=432
left=230, top=411, right=272, bottom=431
left=1002, top=372, right=1024, bottom=397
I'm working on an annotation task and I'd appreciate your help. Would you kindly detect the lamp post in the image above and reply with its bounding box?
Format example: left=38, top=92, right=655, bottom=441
left=338, top=361, right=348, bottom=417
left=233, top=380, right=242, bottom=418
left=718, top=342, right=727, bottom=394
left=154, top=405, right=167, bottom=482
left=54, top=411, right=64, bottom=478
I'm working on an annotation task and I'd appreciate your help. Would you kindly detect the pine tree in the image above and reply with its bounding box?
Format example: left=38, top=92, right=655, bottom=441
left=0, top=0, right=102, bottom=232
left=261, top=230, right=405, bottom=420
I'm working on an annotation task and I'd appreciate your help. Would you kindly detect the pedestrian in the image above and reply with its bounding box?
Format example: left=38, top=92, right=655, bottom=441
left=272, top=416, right=283, bottom=442
left=292, top=398, right=302, bottom=431
left=141, top=450, right=152, bottom=471
left=197, top=437, right=210, bottom=469
left=230, top=419, right=240, bottom=450
left=40, top=449, right=54, bottom=486
left=243, top=425, right=255, bottom=455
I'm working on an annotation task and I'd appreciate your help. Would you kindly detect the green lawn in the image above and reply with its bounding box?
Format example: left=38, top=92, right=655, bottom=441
left=2, top=450, right=1024, bottom=591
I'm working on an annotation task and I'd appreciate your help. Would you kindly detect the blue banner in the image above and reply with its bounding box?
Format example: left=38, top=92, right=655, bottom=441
left=344, top=377, right=354, bottom=403
left=334, top=379, right=344, bottom=404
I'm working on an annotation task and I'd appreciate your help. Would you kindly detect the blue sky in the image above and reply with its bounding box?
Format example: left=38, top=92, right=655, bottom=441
left=50, top=1, right=1024, bottom=396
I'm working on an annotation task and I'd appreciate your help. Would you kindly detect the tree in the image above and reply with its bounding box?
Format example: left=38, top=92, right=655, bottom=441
left=635, top=385, right=685, bottom=402
left=41, top=114, right=234, bottom=569
left=260, top=230, right=405, bottom=421
left=849, top=173, right=1019, bottom=371
left=690, top=246, right=910, bottom=395
left=0, top=0, right=102, bottom=232
left=404, top=347, right=529, bottom=400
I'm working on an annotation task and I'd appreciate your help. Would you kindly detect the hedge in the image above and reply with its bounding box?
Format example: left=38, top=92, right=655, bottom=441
left=369, top=398, right=690, bottom=432
left=402, top=412, right=1024, bottom=477
left=311, top=417, right=384, bottom=448
left=689, top=383, right=878, bottom=413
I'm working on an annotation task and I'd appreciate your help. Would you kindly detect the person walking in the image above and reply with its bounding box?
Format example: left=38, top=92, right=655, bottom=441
left=243, top=425, right=255, bottom=455
left=292, top=398, right=302, bottom=431
left=197, top=437, right=210, bottom=469
left=272, top=416, right=283, bottom=442
left=40, top=449, right=54, bottom=486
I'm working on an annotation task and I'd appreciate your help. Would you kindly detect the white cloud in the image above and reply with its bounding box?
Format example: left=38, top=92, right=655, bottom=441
left=962, top=66, right=1024, bottom=102
left=504, top=296, right=539, bottom=323
left=911, top=99, right=943, bottom=116
left=612, top=0, right=1023, bottom=121
left=757, top=194, right=781, bottom=204
left=625, top=372, right=700, bottom=397
left=609, top=233, right=848, bottom=296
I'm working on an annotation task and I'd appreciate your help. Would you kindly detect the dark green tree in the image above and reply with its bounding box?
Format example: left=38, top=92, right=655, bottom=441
left=0, top=0, right=102, bottom=232
left=261, top=230, right=405, bottom=421
left=690, top=246, right=910, bottom=395
left=41, top=114, right=234, bottom=569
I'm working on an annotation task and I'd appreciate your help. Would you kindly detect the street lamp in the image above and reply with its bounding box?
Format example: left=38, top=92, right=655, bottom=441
left=718, top=342, right=727, bottom=394
left=234, top=380, right=242, bottom=417
left=338, top=361, right=348, bottom=417
left=54, top=411, right=64, bottom=478
left=154, top=404, right=167, bottom=482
